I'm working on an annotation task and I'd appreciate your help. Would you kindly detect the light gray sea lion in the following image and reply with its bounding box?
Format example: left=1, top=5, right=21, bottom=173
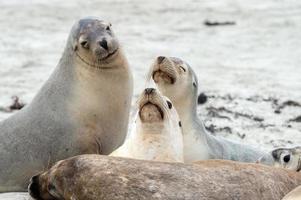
left=258, top=146, right=301, bottom=171
left=0, top=17, right=133, bottom=192
left=149, top=56, right=273, bottom=163
left=110, top=88, right=183, bottom=162
left=282, top=185, right=301, bottom=200
left=28, top=155, right=301, bottom=200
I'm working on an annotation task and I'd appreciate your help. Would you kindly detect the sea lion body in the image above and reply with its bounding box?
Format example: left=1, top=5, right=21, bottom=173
left=149, top=56, right=273, bottom=163
left=0, top=17, right=133, bottom=192
left=29, top=155, right=301, bottom=200
left=111, top=88, right=183, bottom=162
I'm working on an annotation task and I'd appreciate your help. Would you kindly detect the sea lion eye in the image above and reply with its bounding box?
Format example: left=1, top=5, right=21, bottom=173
left=166, top=101, right=172, bottom=109
left=179, top=121, right=182, bottom=127
left=48, top=183, right=56, bottom=192
left=193, top=82, right=197, bottom=87
left=179, top=66, right=186, bottom=72
left=283, top=154, right=290, bottom=163
left=106, top=26, right=111, bottom=31
left=80, top=40, right=89, bottom=49
left=48, top=183, right=63, bottom=199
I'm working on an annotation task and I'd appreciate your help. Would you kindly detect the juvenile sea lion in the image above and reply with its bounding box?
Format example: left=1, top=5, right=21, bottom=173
left=149, top=56, right=273, bottom=163
left=28, top=155, right=301, bottom=200
left=110, top=88, right=183, bottom=162
left=258, top=146, right=301, bottom=171
left=0, top=17, right=133, bottom=192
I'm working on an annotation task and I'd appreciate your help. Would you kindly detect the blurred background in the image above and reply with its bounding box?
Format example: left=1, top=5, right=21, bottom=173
left=0, top=0, right=300, bottom=150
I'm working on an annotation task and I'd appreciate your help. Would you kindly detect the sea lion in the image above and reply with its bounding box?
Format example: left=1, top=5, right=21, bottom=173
left=148, top=56, right=273, bottom=163
left=110, top=88, right=183, bottom=162
left=282, top=185, right=301, bottom=200
left=28, top=154, right=301, bottom=200
left=258, top=146, right=301, bottom=171
left=0, top=17, right=133, bottom=192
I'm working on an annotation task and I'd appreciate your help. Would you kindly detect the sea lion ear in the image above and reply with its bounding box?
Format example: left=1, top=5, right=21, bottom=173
left=166, top=100, right=172, bottom=109
left=72, top=35, right=79, bottom=51
left=73, top=43, right=78, bottom=51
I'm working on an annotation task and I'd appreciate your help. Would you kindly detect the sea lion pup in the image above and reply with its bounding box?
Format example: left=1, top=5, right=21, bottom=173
left=149, top=56, right=273, bottom=163
left=110, top=88, right=183, bottom=162
left=0, top=17, right=133, bottom=192
left=282, top=185, right=301, bottom=200
left=258, top=146, right=301, bottom=172
left=28, top=155, right=301, bottom=200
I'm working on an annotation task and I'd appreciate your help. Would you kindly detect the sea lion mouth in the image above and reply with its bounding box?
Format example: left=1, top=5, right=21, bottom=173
left=99, top=48, right=119, bottom=61
left=152, top=70, right=175, bottom=84
left=139, top=102, right=164, bottom=122
left=75, top=48, right=119, bottom=69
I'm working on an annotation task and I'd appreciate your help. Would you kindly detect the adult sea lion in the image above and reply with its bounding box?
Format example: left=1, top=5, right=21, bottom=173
left=0, top=17, right=133, bottom=192
left=28, top=155, right=301, bottom=200
left=149, top=56, right=273, bottom=163
left=110, top=88, right=183, bottom=162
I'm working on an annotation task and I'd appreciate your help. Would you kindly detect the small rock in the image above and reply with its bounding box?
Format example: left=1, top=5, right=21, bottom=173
left=204, top=20, right=236, bottom=26
left=289, top=116, right=301, bottom=123
left=9, top=96, right=25, bottom=110
left=198, top=93, right=208, bottom=104
left=0, top=96, right=25, bottom=113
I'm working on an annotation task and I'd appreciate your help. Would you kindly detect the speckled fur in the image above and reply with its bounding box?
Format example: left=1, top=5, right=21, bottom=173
left=30, top=155, right=301, bottom=200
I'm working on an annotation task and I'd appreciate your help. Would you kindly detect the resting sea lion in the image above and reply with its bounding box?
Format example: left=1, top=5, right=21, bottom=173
left=28, top=155, right=301, bottom=200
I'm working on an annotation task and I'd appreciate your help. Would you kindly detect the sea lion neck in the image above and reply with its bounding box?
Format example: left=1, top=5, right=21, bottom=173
left=173, top=97, right=198, bottom=126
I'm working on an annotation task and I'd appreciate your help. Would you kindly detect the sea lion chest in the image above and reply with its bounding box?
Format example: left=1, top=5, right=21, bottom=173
left=68, top=68, right=132, bottom=154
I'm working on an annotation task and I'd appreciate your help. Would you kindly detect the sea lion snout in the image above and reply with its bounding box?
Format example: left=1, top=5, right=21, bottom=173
left=144, top=88, right=155, bottom=95
left=98, top=38, right=109, bottom=51
left=157, top=56, right=166, bottom=64
left=152, top=56, right=177, bottom=84
left=139, top=88, right=165, bottom=122
left=28, top=175, right=42, bottom=200
left=74, top=18, right=121, bottom=66
left=92, top=36, right=119, bottom=60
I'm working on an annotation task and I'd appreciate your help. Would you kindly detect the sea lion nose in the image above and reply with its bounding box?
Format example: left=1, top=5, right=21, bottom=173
left=145, top=88, right=155, bottom=95
left=99, top=39, right=109, bottom=51
left=157, top=56, right=165, bottom=64
left=28, top=175, right=41, bottom=199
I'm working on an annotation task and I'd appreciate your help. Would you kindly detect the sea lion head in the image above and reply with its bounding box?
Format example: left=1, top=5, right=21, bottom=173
left=137, top=88, right=180, bottom=131
left=69, top=17, right=122, bottom=69
left=271, top=147, right=301, bottom=171
left=150, top=56, right=198, bottom=109
left=28, top=160, right=75, bottom=200
left=258, top=146, right=301, bottom=171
